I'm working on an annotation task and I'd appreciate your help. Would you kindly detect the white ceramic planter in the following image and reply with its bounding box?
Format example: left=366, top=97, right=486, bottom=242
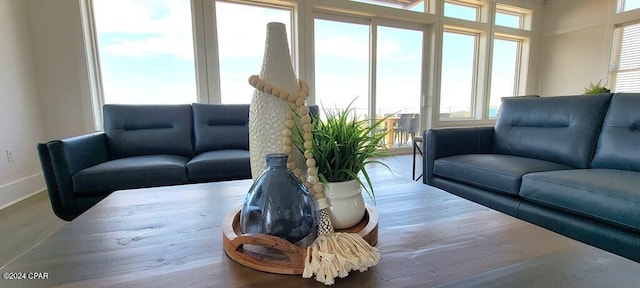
left=325, top=180, right=366, bottom=229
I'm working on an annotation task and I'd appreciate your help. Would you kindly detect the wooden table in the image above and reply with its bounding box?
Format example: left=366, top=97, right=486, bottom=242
left=2, top=172, right=639, bottom=287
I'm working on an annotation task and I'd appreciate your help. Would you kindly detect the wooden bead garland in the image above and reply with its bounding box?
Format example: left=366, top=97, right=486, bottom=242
left=248, top=75, right=326, bottom=205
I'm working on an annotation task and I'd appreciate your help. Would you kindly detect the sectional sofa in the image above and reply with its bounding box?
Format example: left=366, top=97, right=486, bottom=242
left=424, top=93, right=640, bottom=262
left=38, top=103, right=302, bottom=221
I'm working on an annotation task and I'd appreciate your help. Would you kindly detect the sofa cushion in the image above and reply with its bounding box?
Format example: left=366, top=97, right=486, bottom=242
left=192, top=103, right=249, bottom=155
left=521, top=169, right=640, bottom=232
left=434, top=154, right=572, bottom=195
left=186, top=150, right=251, bottom=182
left=104, top=104, right=194, bottom=158
left=493, top=94, right=612, bottom=168
left=591, top=93, right=640, bottom=171
left=72, top=155, right=189, bottom=195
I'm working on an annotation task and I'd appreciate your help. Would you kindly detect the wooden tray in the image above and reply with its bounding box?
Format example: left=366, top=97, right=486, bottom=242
left=222, top=204, right=378, bottom=275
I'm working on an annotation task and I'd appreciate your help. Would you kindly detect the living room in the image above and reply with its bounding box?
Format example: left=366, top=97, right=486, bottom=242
left=5, top=0, right=637, bottom=216
left=1, top=0, right=639, bottom=285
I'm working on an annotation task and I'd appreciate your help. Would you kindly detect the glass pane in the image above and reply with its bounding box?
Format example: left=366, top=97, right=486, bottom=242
left=93, top=0, right=196, bottom=104
left=617, top=24, right=640, bottom=71
left=495, top=11, right=522, bottom=29
left=440, top=31, right=476, bottom=120
left=216, top=2, right=291, bottom=104
left=314, top=19, right=369, bottom=118
left=614, top=70, right=640, bottom=92
left=376, top=26, right=422, bottom=148
left=444, top=2, right=478, bottom=21
left=351, top=0, right=425, bottom=12
left=622, top=0, right=640, bottom=12
left=490, top=39, right=520, bottom=118
left=612, top=23, right=640, bottom=92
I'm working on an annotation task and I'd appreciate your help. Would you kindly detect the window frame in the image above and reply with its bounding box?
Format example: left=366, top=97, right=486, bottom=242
left=89, top=0, right=200, bottom=106
left=618, top=0, right=640, bottom=13
left=488, top=35, right=524, bottom=118
left=434, top=0, right=531, bottom=127
left=443, top=0, right=482, bottom=22
left=495, top=9, right=523, bottom=29
left=312, top=12, right=429, bottom=151
left=438, top=28, right=481, bottom=121
left=609, top=21, right=640, bottom=92
left=212, top=1, right=295, bottom=104
left=495, top=3, right=532, bottom=30
left=81, top=0, right=537, bottom=131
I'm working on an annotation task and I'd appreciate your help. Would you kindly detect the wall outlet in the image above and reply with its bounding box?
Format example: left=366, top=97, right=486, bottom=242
left=6, top=149, right=15, bottom=162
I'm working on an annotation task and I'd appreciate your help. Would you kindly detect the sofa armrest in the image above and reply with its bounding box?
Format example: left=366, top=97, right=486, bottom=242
left=42, top=132, right=108, bottom=220
left=423, top=127, right=494, bottom=185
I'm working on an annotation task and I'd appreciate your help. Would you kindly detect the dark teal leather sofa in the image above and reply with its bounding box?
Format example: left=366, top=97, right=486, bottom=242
left=424, top=93, right=640, bottom=262
left=38, top=103, right=255, bottom=221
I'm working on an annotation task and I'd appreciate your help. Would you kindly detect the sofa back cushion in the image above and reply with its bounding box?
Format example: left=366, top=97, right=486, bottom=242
left=591, top=93, right=640, bottom=171
left=104, top=104, right=194, bottom=158
left=192, top=103, right=250, bottom=154
left=493, top=94, right=612, bottom=168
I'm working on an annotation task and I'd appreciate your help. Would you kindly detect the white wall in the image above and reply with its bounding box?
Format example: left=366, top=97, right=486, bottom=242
left=0, top=0, right=47, bottom=208
left=29, top=0, right=97, bottom=140
left=0, top=0, right=96, bottom=209
left=539, top=0, right=615, bottom=96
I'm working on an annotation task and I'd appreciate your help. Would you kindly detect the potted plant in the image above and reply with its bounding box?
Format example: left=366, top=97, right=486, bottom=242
left=584, top=79, right=611, bottom=95
left=295, top=100, right=391, bottom=228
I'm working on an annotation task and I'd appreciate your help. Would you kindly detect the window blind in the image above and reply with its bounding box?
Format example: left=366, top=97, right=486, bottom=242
left=610, top=22, right=640, bottom=92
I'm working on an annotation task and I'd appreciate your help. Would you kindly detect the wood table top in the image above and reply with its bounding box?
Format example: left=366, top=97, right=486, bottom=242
left=1, top=171, right=639, bottom=287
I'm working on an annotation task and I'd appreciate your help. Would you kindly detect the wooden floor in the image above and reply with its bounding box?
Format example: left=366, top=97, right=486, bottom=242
left=0, top=154, right=421, bottom=269
left=0, top=191, right=66, bottom=268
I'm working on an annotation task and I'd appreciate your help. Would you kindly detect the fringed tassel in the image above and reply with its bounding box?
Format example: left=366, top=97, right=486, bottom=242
left=303, top=209, right=380, bottom=285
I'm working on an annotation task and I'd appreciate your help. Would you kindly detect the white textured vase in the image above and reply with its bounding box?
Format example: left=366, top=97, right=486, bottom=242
left=325, top=180, right=366, bottom=229
left=249, top=22, right=305, bottom=180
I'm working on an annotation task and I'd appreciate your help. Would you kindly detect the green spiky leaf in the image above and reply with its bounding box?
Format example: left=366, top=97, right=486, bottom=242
left=293, top=99, right=392, bottom=204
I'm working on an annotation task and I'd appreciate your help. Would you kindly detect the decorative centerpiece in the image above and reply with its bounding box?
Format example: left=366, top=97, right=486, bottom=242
left=222, top=22, right=381, bottom=286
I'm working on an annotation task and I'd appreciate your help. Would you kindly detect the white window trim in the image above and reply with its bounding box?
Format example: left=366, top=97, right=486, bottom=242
left=81, top=0, right=540, bottom=131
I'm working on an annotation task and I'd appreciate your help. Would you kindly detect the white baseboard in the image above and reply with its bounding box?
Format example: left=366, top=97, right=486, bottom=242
left=0, top=173, right=46, bottom=210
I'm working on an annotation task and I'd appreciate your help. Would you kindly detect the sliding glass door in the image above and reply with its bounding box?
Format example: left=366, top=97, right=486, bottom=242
left=376, top=25, right=423, bottom=148
left=314, top=16, right=425, bottom=149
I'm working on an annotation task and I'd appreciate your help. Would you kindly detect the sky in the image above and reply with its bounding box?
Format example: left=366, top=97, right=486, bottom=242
left=93, top=0, right=521, bottom=118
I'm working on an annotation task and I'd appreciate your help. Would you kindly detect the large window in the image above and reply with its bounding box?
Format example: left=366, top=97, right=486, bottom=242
left=215, top=2, right=291, bottom=104
left=490, top=38, right=520, bottom=117
left=93, top=0, right=197, bottom=104
left=610, top=22, right=640, bottom=92
left=86, top=0, right=535, bottom=132
left=437, top=0, right=530, bottom=123
left=314, top=19, right=369, bottom=116
left=440, top=30, right=477, bottom=119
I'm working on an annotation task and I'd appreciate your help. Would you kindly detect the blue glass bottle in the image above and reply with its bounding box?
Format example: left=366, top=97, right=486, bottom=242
left=240, top=153, right=318, bottom=245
